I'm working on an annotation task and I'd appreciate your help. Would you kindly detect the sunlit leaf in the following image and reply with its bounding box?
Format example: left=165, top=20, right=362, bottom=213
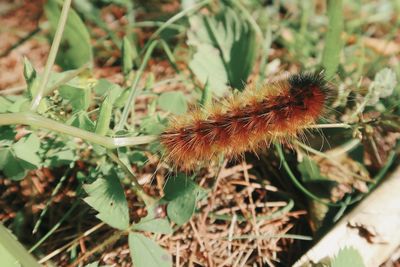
left=45, top=0, right=93, bottom=69
left=330, top=247, right=365, bottom=267
left=158, top=91, right=188, bottom=115
left=128, top=233, right=172, bottom=267
left=188, top=6, right=257, bottom=95
left=83, top=170, right=129, bottom=230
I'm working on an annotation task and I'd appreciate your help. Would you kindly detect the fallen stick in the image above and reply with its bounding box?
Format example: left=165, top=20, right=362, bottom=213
left=294, top=166, right=400, bottom=267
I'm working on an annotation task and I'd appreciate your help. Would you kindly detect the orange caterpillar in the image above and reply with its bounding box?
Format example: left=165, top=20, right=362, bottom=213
left=160, top=73, right=333, bottom=169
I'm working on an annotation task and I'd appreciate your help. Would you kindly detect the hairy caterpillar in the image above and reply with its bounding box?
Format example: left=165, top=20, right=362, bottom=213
left=160, top=73, right=333, bottom=170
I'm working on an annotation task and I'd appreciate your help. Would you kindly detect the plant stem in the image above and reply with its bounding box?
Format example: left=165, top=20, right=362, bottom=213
left=0, top=112, right=158, bottom=148
left=29, top=199, right=80, bottom=253
left=275, top=143, right=343, bottom=207
left=307, top=123, right=352, bottom=129
left=141, top=0, right=211, bottom=52
left=32, top=166, right=73, bottom=234
left=116, top=40, right=159, bottom=131
left=30, top=0, right=72, bottom=111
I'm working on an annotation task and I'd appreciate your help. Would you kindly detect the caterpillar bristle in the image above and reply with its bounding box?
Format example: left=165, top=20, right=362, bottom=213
left=160, top=73, right=333, bottom=170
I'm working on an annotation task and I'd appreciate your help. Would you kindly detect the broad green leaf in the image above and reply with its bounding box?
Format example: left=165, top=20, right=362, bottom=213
left=0, top=149, right=10, bottom=170
left=163, top=174, right=199, bottom=225
left=83, top=170, right=129, bottom=230
left=45, top=0, right=93, bottom=69
left=297, top=157, right=326, bottom=182
left=128, top=151, right=148, bottom=168
left=0, top=224, right=42, bottom=267
left=13, top=133, right=41, bottom=169
left=7, top=97, right=30, bottom=113
left=0, top=150, right=27, bottom=181
left=189, top=44, right=228, bottom=96
left=132, top=210, right=172, bottom=235
left=140, top=116, right=166, bottom=135
left=330, top=247, right=365, bottom=267
left=0, top=97, right=12, bottom=113
left=59, top=80, right=91, bottom=112
left=321, top=0, right=343, bottom=79
left=93, top=79, right=127, bottom=108
left=68, top=112, right=95, bottom=131
left=157, top=91, right=188, bottom=115
left=93, top=79, right=122, bottom=101
left=188, top=7, right=257, bottom=95
left=47, top=149, right=75, bottom=167
left=0, top=126, right=15, bottom=141
left=128, top=233, right=172, bottom=267
left=122, top=37, right=133, bottom=76
left=297, top=156, right=337, bottom=198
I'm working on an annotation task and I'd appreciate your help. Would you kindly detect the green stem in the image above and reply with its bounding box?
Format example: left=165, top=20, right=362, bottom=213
left=32, top=166, right=73, bottom=234
left=116, top=40, right=159, bottom=131
left=275, top=143, right=343, bottom=207
left=141, top=0, right=211, bottom=52
left=133, top=21, right=185, bottom=32
left=30, top=0, right=72, bottom=111
left=0, top=112, right=158, bottom=148
left=29, top=199, right=80, bottom=253
left=307, top=123, right=352, bottom=129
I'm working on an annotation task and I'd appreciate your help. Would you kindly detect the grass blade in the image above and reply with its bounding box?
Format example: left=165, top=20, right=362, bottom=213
left=321, top=0, right=343, bottom=79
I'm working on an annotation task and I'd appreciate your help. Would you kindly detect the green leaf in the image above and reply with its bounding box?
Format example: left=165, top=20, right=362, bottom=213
left=93, top=79, right=122, bottom=101
left=189, top=44, right=228, bottom=96
left=132, top=210, right=172, bottom=235
left=0, top=97, right=12, bottom=113
left=47, top=149, right=75, bottom=167
left=140, top=116, right=166, bottom=135
left=330, top=247, right=365, bottom=267
left=128, top=151, right=148, bottom=168
left=13, top=133, right=41, bottom=169
left=297, top=156, right=337, bottom=198
left=23, top=57, right=40, bottom=100
left=68, top=112, right=95, bottom=131
left=44, top=0, right=93, bottom=69
left=83, top=170, right=129, bottom=230
left=7, top=97, right=30, bottom=113
left=188, top=7, right=257, bottom=95
left=0, top=149, right=27, bottom=181
left=0, top=126, right=15, bottom=144
left=321, top=0, right=343, bottom=79
left=122, top=37, right=133, bottom=76
left=95, top=96, right=113, bottom=136
left=59, top=80, right=91, bottom=112
left=297, top=157, right=326, bottom=182
left=157, top=91, right=188, bottom=115
left=0, top=149, right=10, bottom=170
left=128, top=233, right=172, bottom=267
left=163, top=174, right=199, bottom=225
